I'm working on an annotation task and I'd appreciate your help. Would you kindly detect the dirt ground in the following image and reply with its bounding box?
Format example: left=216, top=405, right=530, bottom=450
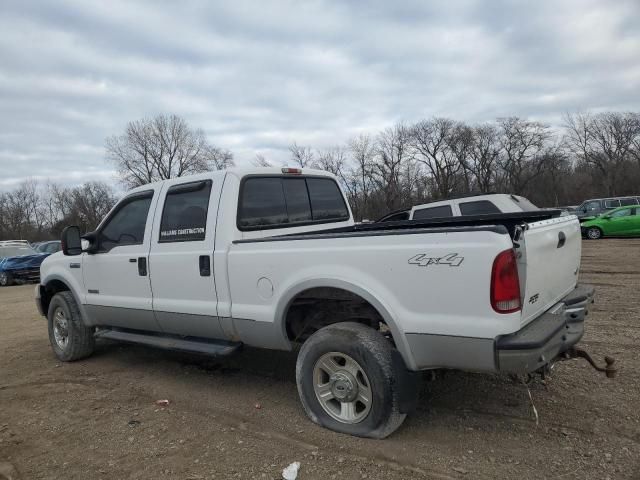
left=1, top=239, right=639, bottom=480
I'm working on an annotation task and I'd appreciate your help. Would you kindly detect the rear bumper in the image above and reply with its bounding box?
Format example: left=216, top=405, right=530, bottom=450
left=495, top=284, right=594, bottom=374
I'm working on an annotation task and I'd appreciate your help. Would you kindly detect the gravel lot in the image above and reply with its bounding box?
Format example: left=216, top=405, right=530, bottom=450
left=1, top=239, right=639, bottom=479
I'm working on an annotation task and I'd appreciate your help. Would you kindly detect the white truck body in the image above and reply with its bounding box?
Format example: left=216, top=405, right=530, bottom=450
left=36, top=168, right=595, bottom=437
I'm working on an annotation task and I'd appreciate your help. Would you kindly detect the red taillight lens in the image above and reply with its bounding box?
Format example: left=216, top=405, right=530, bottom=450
left=490, top=249, right=521, bottom=314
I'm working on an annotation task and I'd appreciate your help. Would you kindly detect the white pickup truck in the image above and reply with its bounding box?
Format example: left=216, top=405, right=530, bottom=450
left=36, top=167, right=598, bottom=438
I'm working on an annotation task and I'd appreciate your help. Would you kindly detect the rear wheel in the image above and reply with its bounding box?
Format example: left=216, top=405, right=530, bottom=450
left=586, top=227, right=603, bottom=239
left=296, top=322, right=409, bottom=438
left=0, top=271, right=13, bottom=286
left=47, top=291, right=95, bottom=361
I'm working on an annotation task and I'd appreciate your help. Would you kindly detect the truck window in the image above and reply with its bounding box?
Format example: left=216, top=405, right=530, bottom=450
left=458, top=200, right=501, bottom=215
left=619, top=198, right=638, bottom=206
left=413, top=205, right=453, bottom=220
left=159, top=180, right=212, bottom=242
left=238, top=178, right=288, bottom=229
left=604, top=199, right=620, bottom=208
left=282, top=178, right=312, bottom=222
left=99, top=194, right=152, bottom=251
left=306, top=178, right=349, bottom=221
left=238, top=176, right=349, bottom=230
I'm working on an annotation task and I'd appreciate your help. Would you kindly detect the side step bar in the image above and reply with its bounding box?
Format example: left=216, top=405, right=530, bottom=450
left=95, top=328, right=241, bottom=356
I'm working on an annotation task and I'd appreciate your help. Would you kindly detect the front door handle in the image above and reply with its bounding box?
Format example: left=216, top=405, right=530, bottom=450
left=138, top=257, right=147, bottom=276
left=199, top=255, right=211, bottom=276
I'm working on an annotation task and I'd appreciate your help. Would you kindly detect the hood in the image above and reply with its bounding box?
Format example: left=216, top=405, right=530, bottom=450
left=0, top=253, right=50, bottom=270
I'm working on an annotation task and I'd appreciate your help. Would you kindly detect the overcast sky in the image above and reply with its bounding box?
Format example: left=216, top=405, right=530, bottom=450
left=1, top=0, right=639, bottom=189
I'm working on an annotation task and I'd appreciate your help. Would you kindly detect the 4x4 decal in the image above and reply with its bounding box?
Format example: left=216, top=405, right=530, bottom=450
left=408, top=253, right=464, bottom=267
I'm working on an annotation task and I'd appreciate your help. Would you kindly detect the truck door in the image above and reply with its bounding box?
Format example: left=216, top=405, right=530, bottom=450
left=149, top=176, right=225, bottom=339
left=83, top=188, right=161, bottom=332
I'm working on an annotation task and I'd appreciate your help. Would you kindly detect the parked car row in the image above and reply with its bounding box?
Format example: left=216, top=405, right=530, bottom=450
left=377, top=194, right=541, bottom=222
left=575, top=196, right=640, bottom=220
left=378, top=193, right=640, bottom=239
left=0, top=240, right=60, bottom=286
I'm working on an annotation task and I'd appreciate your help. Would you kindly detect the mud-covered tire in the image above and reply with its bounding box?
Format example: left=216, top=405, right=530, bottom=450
left=586, top=227, right=603, bottom=240
left=296, top=322, right=408, bottom=439
left=47, top=291, right=95, bottom=361
left=0, top=271, right=13, bottom=286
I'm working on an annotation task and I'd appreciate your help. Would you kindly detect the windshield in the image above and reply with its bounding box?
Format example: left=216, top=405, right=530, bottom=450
left=0, top=246, right=37, bottom=259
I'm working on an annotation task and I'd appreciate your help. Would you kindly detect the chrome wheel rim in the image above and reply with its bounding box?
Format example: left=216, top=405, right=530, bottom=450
left=52, top=307, right=69, bottom=350
left=313, top=352, right=372, bottom=424
left=587, top=228, right=600, bottom=239
left=0, top=273, right=6, bottom=285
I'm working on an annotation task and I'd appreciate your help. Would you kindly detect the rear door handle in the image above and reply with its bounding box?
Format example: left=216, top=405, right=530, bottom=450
left=138, top=257, right=147, bottom=276
left=199, top=255, right=211, bottom=276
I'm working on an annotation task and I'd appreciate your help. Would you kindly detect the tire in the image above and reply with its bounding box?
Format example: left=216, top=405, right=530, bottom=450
left=47, top=291, right=95, bottom=361
left=296, top=322, right=408, bottom=439
left=0, top=271, right=13, bottom=287
left=586, top=227, right=603, bottom=240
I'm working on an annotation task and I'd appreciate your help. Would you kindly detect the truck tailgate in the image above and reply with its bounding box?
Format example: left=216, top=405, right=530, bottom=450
left=517, top=215, right=582, bottom=326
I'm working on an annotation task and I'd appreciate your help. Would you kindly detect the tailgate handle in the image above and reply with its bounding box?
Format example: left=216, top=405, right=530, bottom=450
left=557, top=231, right=566, bottom=248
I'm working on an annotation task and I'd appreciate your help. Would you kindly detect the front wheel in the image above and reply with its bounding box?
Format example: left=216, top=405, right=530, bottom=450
left=0, top=271, right=13, bottom=286
left=296, top=322, right=410, bottom=438
left=586, top=227, right=603, bottom=239
left=47, top=291, right=95, bottom=361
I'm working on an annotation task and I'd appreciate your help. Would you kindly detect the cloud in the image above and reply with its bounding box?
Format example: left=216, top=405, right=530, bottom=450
left=1, top=0, right=639, bottom=188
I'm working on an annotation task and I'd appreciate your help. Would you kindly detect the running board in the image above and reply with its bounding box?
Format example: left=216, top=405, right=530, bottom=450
left=95, top=329, right=241, bottom=356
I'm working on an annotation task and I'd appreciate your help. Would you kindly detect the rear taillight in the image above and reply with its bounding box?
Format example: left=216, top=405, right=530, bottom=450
left=490, top=249, right=521, bottom=314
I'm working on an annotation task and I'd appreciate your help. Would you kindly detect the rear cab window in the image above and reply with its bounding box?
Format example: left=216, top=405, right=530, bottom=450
left=458, top=200, right=501, bottom=215
left=412, top=205, right=453, bottom=220
left=238, top=176, right=349, bottom=230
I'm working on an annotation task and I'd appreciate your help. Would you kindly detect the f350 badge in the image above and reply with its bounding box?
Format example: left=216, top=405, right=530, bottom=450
left=408, top=253, right=464, bottom=267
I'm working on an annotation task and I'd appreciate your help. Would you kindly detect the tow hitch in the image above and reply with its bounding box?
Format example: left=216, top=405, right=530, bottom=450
left=564, top=347, right=617, bottom=378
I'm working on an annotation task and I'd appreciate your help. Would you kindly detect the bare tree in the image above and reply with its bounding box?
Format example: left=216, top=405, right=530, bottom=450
left=106, top=114, right=234, bottom=188
left=497, top=117, right=551, bottom=194
left=564, top=112, right=640, bottom=195
left=409, top=118, right=462, bottom=199
left=288, top=142, right=315, bottom=168
left=373, top=124, right=412, bottom=210
left=468, top=124, right=501, bottom=192
left=252, top=153, right=273, bottom=167
left=347, top=134, right=376, bottom=219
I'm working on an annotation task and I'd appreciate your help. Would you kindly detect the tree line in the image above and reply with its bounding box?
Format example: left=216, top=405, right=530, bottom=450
left=280, top=112, right=640, bottom=221
left=0, top=180, right=117, bottom=241
left=2, top=111, right=639, bottom=241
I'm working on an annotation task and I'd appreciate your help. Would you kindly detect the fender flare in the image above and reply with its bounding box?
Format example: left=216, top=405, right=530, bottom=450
left=41, top=274, right=91, bottom=327
left=275, top=278, right=417, bottom=370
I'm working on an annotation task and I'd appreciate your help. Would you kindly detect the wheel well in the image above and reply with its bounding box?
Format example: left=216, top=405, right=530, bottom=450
left=41, top=280, right=71, bottom=315
left=284, top=287, right=392, bottom=344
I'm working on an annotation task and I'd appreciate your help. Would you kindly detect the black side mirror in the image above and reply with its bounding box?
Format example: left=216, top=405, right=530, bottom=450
left=61, top=226, right=82, bottom=256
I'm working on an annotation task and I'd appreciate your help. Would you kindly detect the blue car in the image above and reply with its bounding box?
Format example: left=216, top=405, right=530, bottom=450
left=0, top=241, right=60, bottom=286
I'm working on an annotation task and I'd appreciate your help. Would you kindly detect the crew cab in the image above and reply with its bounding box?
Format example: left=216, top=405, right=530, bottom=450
left=36, top=168, right=596, bottom=438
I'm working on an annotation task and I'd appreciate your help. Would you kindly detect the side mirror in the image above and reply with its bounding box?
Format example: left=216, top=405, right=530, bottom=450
left=81, top=231, right=98, bottom=254
left=61, top=226, right=82, bottom=256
